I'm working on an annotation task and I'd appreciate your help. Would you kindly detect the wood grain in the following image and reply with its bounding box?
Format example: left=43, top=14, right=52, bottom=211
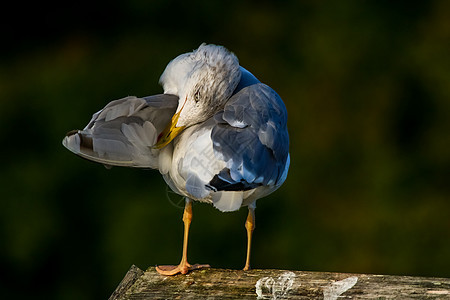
left=110, top=265, right=450, bottom=299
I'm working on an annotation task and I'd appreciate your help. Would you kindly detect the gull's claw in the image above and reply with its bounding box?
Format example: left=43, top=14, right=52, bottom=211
left=156, top=263, right=210, bottom=276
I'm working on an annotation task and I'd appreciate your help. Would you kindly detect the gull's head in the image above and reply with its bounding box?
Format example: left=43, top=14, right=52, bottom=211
left=154, top=44, right=241, bottom=149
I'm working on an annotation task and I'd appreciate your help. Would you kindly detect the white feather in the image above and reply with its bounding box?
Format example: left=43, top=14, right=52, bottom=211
left=158, top=144, right=173, bottom=175
left=212, top=191, right=244, bottom=212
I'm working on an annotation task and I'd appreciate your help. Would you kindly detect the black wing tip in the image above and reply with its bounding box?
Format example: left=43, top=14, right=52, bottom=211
left=63, top=129, right=93, bottom=152
left=208, top=171, right=260, bottom=192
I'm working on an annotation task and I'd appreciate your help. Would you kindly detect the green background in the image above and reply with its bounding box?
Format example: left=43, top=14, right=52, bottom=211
left=1, top=1, right=449, bottom=299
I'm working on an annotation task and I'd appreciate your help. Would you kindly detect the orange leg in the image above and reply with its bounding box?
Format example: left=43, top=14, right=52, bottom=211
left=243, top=206, right=256, bottom=271
left=156, top=199, right=210, bottom=275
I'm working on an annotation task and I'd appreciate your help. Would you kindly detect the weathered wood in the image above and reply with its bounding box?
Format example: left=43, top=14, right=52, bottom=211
left=109, top=265, right=145, bottom=300
left=111, top=265, right=450, bottom=299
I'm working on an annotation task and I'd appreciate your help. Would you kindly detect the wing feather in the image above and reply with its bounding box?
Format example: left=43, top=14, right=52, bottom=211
left=62, top=94, right=178, bottom=168
left=210, top=83, right=289, bottom=191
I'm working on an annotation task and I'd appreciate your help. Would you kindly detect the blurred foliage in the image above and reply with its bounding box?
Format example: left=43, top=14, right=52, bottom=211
left=1, top=0, right=449, bottom=299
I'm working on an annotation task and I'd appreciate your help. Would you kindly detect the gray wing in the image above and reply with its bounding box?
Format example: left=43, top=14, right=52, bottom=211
left=62, top=94, right=178, bottom=168
left=209, top=82, right=289, bottom=193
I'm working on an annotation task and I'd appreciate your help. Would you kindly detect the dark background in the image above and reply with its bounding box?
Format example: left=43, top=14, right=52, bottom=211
left=1, top=1, right=449, bottom=299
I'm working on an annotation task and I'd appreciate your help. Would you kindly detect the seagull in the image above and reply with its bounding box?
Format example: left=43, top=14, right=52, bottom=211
left=63, top=43, right=290, bottom=275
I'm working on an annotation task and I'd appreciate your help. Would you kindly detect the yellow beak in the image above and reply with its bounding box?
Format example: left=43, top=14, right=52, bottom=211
left=153, top=109, right=186, bottom=149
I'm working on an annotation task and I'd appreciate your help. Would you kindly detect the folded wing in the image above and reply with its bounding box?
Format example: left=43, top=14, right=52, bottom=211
left=210, top=83, right=289, bottom=191
left=174, top=82, right=290, bottom=212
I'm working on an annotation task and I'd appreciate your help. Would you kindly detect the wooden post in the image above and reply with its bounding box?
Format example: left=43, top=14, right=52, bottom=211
left=110, top=265, right=450, bottom=299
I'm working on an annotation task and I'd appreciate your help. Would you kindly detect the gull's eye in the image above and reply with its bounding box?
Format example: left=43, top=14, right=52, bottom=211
left=194, top=91, right=200, bottom=103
